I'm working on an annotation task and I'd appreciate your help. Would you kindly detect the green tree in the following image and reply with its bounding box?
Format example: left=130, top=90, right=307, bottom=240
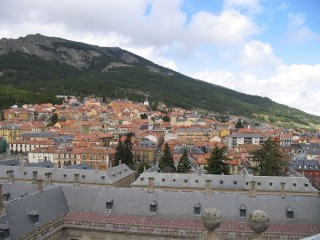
left=137, top=160, right=150, bottom=174
left=46, top=112, right=59, bottom=126
left=205, top=146, right=230, bottom=175
left=158, top=143, right=175, bottom=172
left=176, top=149, right=191, bottom=173
left=251, top=138, right=286, bottom=176
left=140, top=113, right=148, bottom=119
left=114, top=138, right=124, bottom=166
left=161, top=115, right=170, bottom=122
left=123, top=134, right=134, bottom=167
left=235, top=118, right=244, bottom=128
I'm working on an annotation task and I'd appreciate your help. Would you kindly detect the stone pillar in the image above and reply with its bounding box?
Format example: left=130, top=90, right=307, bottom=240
left=249, top=181, right=256, bottom=197
left=280, top=182, right=286, bottom=198
left=37, top=179, right=43, bottom=192
left=147, top=177, right=154, bottom=193
left=73, top=174, right=80, bottom=187
left=32, top=171, right=38, bottom=184
left=247, top=210, right=269, bottom=240
left=7, top=170, right=14, bottom=183
left=197, top=208, right=223, bottom=240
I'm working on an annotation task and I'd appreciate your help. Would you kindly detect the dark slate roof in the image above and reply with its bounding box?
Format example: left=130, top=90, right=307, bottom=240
left=0, top=125, right=21, bottom=130
left=229, top=134, right=264, bottom=138
left=291, top=159, right=320, bottom=171
left=173, top=146, right=204, bottom=155
left=306, top=149, right=320, bottom=155
left=4, top=186, right=69, bottom=239
left=1, top=181, right=46, bottom=202
left=18, top=132, right=59, bottom=138
left=26, top=160, right=54, bottom=168
left=132, top=172, right=318, bottom=193
left=62, top=185, right=320, bottom=224
left=0, top=160, right=20, bottom=166
left=66, top=163, right=93, bottom=170
left=0, top=164, right=135, bottom=186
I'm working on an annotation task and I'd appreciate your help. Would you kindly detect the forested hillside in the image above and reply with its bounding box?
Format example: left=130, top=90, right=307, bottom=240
left=0, top=34, right=319, bottom=128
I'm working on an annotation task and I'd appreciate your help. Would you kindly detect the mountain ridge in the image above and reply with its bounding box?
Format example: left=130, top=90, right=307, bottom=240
left=0, top=34, right=319, bottom=128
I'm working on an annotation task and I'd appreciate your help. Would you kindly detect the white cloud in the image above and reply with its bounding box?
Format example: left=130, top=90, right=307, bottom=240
left=224, top=0, right=262, bottom=14
left=287, top=13, right=320, bottom=44
left=187, top=10, right=258, bottom=47
left=191, top=64, right=320, bottom=116
left=239, top=40, right=281, bottom=75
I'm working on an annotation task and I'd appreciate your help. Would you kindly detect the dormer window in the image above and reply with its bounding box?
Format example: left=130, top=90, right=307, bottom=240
left=234, top=181, right=237, bottom=185
left=162, top=178, right=165, bottom=182
left=150, top=200, right=157, bottom=212
left=27, top=210, right=39, bottom=223
left=286, top=206, right=294, bottom=219
left=194, top=202, right=201, bottom=215
left=106, top=197, right=113, bottom=209
left=172, top=179, right=176, bottom=183
left=184, top=179, right=188, bottom=183
left=240, top=205, right=247, bottom=217
left=220, top=180, right=223, bottom=184
left=2, top=191, right=10, bottom=201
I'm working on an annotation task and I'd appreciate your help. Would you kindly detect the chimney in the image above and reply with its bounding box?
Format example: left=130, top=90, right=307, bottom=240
left=147, top=177, right=154, bottom=193
left=37, top=179, right=43, bottom=192
left=205, top=179, right=212, bottom=196
left=0, top=184, right=4, bottom=215
left=32, top=171, right=38, bottom=184
left=280, top=182, right=286, bottom=198
left=119, top=160, right=122, bottom=166
left=7, top=170, right=14, bottom=184
left=249, top=181, right=256, bottom=197
left=73, top=174, right=80, bottom=187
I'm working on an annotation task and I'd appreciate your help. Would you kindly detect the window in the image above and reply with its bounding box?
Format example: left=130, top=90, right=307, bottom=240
left=150, top=200, right=157, bottom=212
left=195, top=179, right=198, bottom=183
left=184, top=179, right=188, bottom=183
left=269, top=182, right=273, bottom=186
left=27, top=210, right=39, bottom=223
left=234, top=181, right=237, bottom=185
left=194, top=202, right=201, bottom=215
left=106, top=197, right=113, bottom=209
left=286, top=206, right=294, bottom=219
left=220, top=180, right=223, bottom=184
left=162, top=178, right=165, bottom=182
left=240, top=205, right=247, bottom=217
left=173, top=179, right=176, bottom=183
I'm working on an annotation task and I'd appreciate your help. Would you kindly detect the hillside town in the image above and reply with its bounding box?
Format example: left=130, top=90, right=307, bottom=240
left=0, top=96, right=320, bottom=239
left=0, top=96, right=319, bottom=189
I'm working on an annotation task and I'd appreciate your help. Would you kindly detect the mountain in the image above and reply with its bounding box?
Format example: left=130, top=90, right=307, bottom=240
left=0, top=34, right=319, bottom=128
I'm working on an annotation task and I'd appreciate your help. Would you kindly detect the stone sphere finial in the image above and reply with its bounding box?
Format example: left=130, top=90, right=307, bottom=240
left=247, top=210, right=269, bottom=234
left=201, top=208, right=222, bottom=231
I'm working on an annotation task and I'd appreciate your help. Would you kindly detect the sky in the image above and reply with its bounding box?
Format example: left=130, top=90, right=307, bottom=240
left=1, top=0, right=320, bottom=115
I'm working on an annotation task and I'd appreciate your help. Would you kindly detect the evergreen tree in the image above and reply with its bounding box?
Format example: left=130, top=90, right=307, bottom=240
left=205, top=146, right=230, bottom=175
left=235, top=118, right=244, bottom=128
left=158, top=143, right=175, bottom=172
left=114, top=138, right=124, bottom=166
left=137, top=160, right=150, bottom=174
left=176, top=149, right=191, bottom=173
left=123, top=134, right=134, bottom=167
left=161, top=115, right=170, bottom=122
left=251, top=138, right=286, bottom=176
